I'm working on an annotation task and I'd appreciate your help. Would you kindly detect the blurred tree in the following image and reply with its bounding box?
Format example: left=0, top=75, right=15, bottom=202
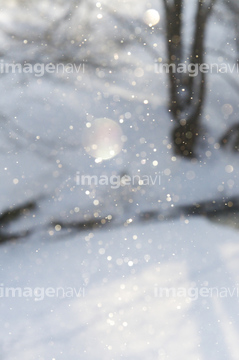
left=163, top=0, right=215, bottom=158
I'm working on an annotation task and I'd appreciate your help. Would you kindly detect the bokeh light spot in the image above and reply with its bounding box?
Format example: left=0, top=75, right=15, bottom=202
left=82, top=118, right=123, bottom=160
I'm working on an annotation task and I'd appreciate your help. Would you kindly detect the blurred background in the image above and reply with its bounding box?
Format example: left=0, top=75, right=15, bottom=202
left=1, top=0, right=239, bottom=359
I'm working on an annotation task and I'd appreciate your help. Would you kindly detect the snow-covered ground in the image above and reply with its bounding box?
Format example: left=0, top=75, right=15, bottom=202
left=1, top=218, right=239, bottom=360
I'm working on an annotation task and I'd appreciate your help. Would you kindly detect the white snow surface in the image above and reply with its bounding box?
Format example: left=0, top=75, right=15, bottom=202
left=1, top=217, right=239, bottom=360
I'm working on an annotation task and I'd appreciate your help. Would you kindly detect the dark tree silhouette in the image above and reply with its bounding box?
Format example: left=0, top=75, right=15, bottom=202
left=163, top=0, right=215, bottom=158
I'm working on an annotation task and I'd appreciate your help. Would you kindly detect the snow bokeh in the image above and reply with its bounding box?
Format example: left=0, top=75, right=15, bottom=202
left=1, top=0, right=239, bottom=359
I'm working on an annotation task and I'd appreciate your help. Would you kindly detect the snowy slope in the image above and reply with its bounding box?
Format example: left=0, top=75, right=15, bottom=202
left=1, top=218, right=239, bottom=360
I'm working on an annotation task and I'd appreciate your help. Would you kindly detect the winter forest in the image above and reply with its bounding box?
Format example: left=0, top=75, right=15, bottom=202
left=1, top=0, right=239, bottom=359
